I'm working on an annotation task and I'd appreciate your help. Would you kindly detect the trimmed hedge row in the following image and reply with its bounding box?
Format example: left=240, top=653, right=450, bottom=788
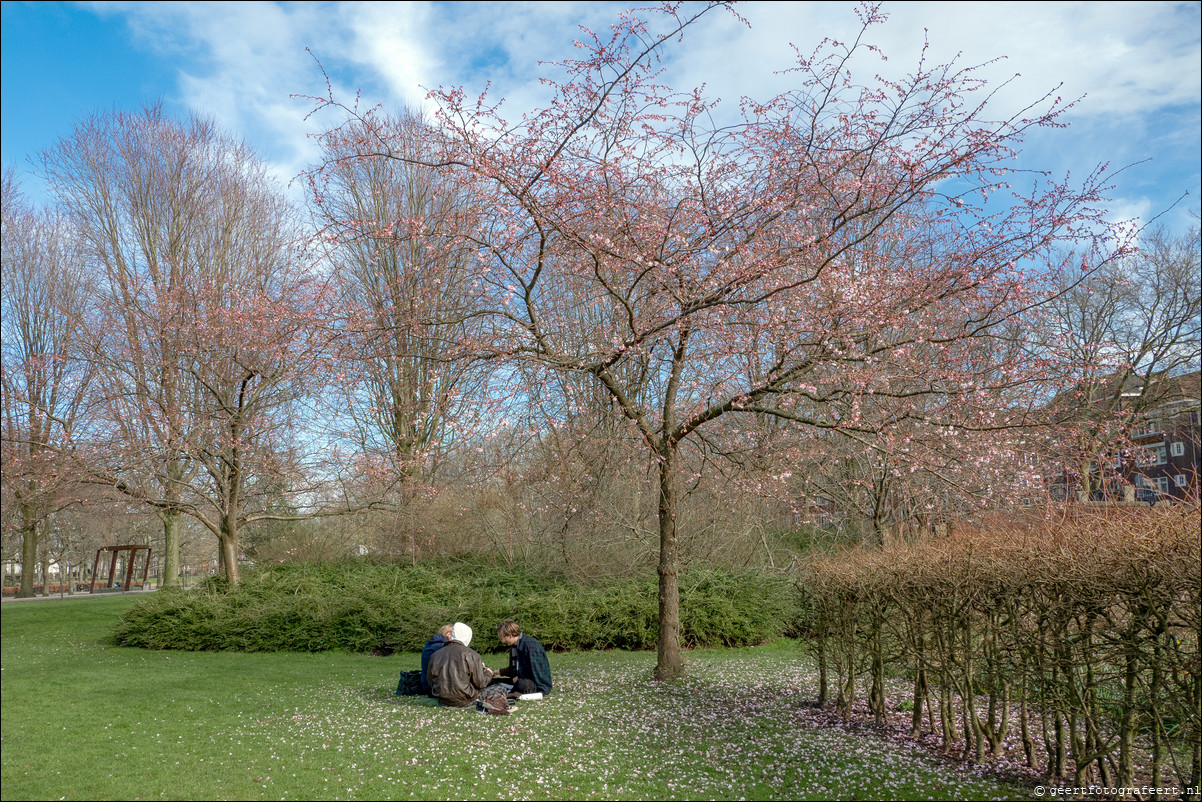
left=112, top=558, right=801, bottom=654
left=794, top=505, right=1201, bottom=790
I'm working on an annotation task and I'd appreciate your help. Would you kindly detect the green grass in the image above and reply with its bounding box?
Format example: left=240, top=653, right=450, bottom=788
left=2, top=595, right=1033, bottom=801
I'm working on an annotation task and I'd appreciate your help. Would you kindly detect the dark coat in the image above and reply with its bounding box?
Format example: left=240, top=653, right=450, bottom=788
left=427, top=640, right=491, bottom=707
left=420, top=633, right=449, bottom=694
left=507, top=633, right=553, bottom=694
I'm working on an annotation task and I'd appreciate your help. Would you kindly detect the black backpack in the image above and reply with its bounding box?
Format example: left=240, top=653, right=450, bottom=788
left=396, top=669, right=424, bottom=696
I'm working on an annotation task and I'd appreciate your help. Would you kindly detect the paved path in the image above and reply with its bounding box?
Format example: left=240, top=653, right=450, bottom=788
left=1, top=587, right=159, bottom=603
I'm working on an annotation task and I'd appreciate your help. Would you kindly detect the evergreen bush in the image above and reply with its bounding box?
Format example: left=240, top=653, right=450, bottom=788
left=112, top=557, right=801, bottom=654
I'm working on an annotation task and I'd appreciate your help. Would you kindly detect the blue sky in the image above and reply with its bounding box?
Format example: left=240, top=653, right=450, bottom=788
left=3, top=1, right=1200, bottom=233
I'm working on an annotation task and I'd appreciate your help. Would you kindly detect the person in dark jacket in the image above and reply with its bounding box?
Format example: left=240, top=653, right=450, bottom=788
left=420, top=624, right=453, bottom=696
left=497, top=619, right=552, bottom=695
left=427, top=622, right=494, bottom=707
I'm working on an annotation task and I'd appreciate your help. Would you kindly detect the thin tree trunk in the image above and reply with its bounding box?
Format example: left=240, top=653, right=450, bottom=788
left=911, top=628, right=927, bottom=737
left=837, top=607, right=857, bottom=719
left=869, top=608, right=886, bottom=725
left=1190, top=666, right=1201, bottom=797
left=1020, top=673, right=1036, bottom=768
left=816, top=629, right=829, bottom=709
left=1118, top=627, right=1140, bottom=790
left=654, top=447, right=683, bottom=680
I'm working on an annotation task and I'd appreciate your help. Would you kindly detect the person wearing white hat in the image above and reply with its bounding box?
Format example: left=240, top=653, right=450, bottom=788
left=427, top=621, right=495, bottom=706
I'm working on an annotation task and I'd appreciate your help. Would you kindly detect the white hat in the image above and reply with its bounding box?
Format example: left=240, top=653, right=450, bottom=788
left=451, top=622, right=472, bottom=647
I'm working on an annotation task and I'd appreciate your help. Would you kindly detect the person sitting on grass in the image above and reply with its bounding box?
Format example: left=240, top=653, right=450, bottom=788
left=427, top=622, right=494, bottom=707
left=420, top=624, right=453, bottom=697
left=496, top=619, right=552, bottom=695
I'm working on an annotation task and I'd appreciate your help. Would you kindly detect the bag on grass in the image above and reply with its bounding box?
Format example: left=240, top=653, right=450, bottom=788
left=477, top=685, right=513, bottom=715
left=396, top=669, right=424, bottom=696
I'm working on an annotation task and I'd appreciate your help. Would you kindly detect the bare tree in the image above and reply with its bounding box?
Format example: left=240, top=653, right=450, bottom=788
left=1042, top=216, right=1201, bottom=497
left=178, top=250, right=329, bottom=584
left=1, top=169, right=94, bottom=596
left=310, top=111, right=490, bottom=559
left=40, top=105, right=323, bottom=585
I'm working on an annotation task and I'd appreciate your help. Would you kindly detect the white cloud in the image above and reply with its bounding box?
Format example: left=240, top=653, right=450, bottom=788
left=343, top=2, right=436, bottom=112
left=77, top=1, right=1199, bottom=215
left=1104, top=195, right=1155, bottom=237
left=653, top=2, right=1200, bottom=123
left=91, top=2, right=1200, bottom=137
left=89, top=0, right=359, bottom=190
left=890, top=2, right=1200, bottom=119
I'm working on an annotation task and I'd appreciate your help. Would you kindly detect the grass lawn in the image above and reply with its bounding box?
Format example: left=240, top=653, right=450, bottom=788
left=1, top=595, right=1032, bottom=801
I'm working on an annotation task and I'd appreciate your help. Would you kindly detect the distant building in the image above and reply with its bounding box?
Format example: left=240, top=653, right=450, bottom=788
left=1046, top=370, right=1200, bottom=504
left=1125, top=372, right=1200, bottom=502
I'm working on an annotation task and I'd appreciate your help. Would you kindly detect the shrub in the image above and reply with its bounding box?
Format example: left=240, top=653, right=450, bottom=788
left=795, top=504, right=1201, bottom=788
left=113, top=557, right=800, bottom=654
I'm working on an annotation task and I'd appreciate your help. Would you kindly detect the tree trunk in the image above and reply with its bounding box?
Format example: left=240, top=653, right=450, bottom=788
left=1020, top=674, right=1036, bottom=768
left=17, top=515, right=38, bottom=598
left=816, top=630, right=830, bottom=709
left=837, top=605, right=858, bottom=719
left=869, top=608, right=886, bottom=725
left=1151, top=635, right=1165, bottom=789
left=1190, top=666, right=1201, bottom=798
left=220, top=516, right=241, bottom=585
left=158, top=508, right=182, bottom=589
left=654, top=446, right=683, bottom=680
left=1117, top=629, right=1139, bottom=790
left=912, top=660, right=928, bottom=736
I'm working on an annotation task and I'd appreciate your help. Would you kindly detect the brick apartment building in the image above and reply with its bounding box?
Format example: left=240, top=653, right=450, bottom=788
left=1125, top=371, right=1200, bottom=502
left=1047, top=370, right=1200, bottom=504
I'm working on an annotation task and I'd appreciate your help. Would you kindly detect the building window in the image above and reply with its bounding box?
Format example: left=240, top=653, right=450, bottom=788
left=1155, top=476, right=1170, bottom=494
left=1174, top=474, right=1188, bottom=487
left=1153, top=445, right=1168, bottom=465
left=1170, top=441, right=1186, bottom=457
